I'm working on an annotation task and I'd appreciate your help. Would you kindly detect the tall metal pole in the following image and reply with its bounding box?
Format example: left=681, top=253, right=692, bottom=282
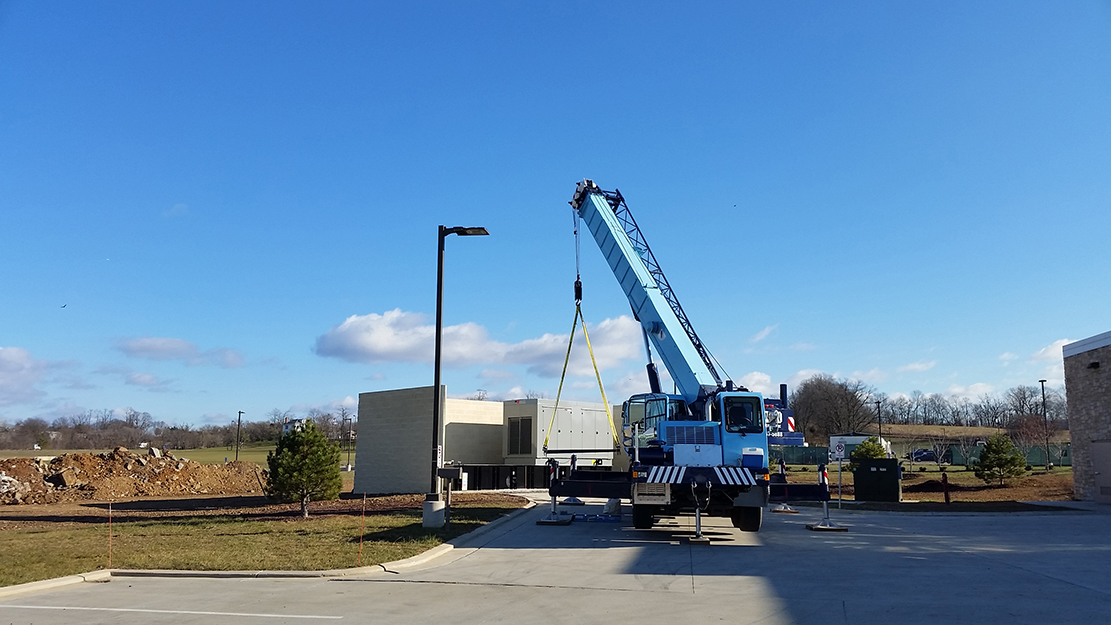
left=430, top=226, right=447, bottom=496
left=235, top=410, right=244, bottom=461
left=1039, top=379, right=1050, bottom=472
left=346, top=415, right=353, bottom=467
left=874, top=400, right=882, bottom=439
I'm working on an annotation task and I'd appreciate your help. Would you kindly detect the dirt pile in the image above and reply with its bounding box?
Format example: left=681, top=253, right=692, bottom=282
left=0, top=447, right=266, bottom=505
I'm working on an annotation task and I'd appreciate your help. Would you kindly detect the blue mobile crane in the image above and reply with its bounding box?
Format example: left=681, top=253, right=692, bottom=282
left=551, top=180, right=773, bottom=532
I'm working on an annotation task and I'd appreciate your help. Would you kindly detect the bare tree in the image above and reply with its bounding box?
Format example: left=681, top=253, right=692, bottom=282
left=929, top=436, right=951, bottom=466
left=954, top=435, right=980, bottom=468
left=790, top=374, right=875, bottom=441
left=1008, top=414, right=1043, bottom=468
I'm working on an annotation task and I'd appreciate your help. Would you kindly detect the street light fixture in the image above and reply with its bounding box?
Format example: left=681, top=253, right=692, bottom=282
left=1039, top=379, right=1050, bottom=472
left=426, top=225, right=489, bottom=527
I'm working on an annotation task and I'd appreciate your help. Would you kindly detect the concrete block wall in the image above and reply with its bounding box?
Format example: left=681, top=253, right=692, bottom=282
left=353, top=386, right=506, bottom=495
left=443, top=398, right=504, bottom=465
left=354, top=386, right=438, bottom=495
left=1064, top=332, right=1111, bottom=501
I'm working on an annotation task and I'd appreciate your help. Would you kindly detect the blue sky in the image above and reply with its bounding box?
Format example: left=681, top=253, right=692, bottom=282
left=2, top=1, right=1109, bottom=427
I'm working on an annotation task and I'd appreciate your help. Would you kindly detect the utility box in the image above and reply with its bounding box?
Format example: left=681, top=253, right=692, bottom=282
left=854, top=458, right=901, bottom=502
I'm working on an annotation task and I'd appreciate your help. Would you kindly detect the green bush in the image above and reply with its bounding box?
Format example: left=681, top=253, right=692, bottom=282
left=265, top=420, right=342, bottom=518
left=974, top=433, right=1027, bottom=486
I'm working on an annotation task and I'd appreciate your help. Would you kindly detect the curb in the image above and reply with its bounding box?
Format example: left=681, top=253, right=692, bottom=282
left=1, top=498, right=539, bottom=594
left=0, top=570, right=110, bottom=599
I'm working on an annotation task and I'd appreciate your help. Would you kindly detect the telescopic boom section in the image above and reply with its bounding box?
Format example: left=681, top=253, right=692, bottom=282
left=570, top=179, right=721, bottom=405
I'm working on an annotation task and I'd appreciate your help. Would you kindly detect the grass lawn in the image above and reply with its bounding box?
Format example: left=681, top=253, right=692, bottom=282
left=0, top=495, right=521, bottom=588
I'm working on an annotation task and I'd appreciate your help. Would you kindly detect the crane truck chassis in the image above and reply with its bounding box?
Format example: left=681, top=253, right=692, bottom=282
left=548, top=180, right=828, bottom=532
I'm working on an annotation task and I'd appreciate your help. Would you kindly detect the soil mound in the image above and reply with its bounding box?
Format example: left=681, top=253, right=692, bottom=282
left=0, top=448, right=265, bottom=505
left=903, top=478, right=972, bottom=493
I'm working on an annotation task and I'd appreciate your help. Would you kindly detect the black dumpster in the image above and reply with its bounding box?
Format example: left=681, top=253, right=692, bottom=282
left=854, top=458, right=901, bottom=502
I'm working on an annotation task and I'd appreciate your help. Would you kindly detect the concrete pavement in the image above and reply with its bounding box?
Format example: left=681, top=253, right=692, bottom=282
left=2, top=498, right=1109, bottom=624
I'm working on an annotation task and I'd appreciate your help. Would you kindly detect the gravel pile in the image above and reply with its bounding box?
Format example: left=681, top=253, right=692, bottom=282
left=0, top=447, right=266, bottom=505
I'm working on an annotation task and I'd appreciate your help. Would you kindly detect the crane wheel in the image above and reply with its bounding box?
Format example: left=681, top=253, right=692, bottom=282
left=632, top=504, right=655, bottom=529
left=731, top=506, right=763, bottom=532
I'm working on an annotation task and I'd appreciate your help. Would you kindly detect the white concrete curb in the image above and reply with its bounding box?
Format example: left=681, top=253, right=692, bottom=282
left=0, top=569, right=110, bottom=599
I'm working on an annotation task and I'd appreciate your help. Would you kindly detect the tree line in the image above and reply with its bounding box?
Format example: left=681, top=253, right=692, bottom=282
left=0, top=406, right=357, bottom=451
left=789, top=374, right=1067, bottom=442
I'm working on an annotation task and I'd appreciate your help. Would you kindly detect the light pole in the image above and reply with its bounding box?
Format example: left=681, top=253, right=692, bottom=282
left=235, top=411, right=244, bottom=461
left=344, top=414, right=354, bottom=468
left=874, top=400, right=882, bottom=440
left=426, top=226, right=488, bottom=526
left=1039, top=379, right=1050, bottom=472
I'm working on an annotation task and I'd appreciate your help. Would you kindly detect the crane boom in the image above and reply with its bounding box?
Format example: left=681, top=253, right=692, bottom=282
left=571, top=180, right=720, bottom=406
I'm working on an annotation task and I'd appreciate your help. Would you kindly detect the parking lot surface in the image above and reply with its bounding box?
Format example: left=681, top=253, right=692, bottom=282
left=2, top=499, right=1109, bottom=625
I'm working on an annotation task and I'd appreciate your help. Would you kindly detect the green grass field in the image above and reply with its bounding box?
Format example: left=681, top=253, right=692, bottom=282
left=0, top=500, right=517, bottom=588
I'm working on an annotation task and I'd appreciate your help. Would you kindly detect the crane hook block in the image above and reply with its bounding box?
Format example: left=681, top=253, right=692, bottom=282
left=574, top=279, right=582, bottom=303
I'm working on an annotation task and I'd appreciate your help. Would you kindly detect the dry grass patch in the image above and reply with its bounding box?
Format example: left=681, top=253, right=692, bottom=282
left=0, top=493, right=525, bottom=588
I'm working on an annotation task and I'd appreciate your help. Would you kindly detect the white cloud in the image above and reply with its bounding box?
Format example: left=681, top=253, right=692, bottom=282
left=479, top=369, right=516, bottom=381
left=0, top=346, right=48, bottom=406
left=117, top=337, right=243, bottom=368
left=849, top=368, right=886, bottom=383
left=737, top=371, right=773, bottom=395
left=1040, top=363, right=1065, bottom=385
left=750, top=325, right=778, bottom=343
left=125, top=372, right=173, bottom=389
left=314, top=309, right=643, bottom=378
left=200, top=412, right=229, bottom=424
left=1031, top=339, right=1072, bottom=362
left=789, top=342, right=817, bottom=352
left=607, top=371, right=652, bottom=399
left=785, top=368, right=825, bottom=390
left=999, top=352, right=1018, bottom=365
left=897, top=361, right=936, bottom=373
left=947, top=382, right=995, bottom=399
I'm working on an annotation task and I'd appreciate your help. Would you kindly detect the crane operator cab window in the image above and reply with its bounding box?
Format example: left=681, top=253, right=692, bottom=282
left=723, top=396, right=764, bottom=434
left=623, top=395, right=678, bottom=432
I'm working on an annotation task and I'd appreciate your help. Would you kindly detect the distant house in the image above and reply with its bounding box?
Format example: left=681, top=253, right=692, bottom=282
left=282, top=419, right=306, bottom=435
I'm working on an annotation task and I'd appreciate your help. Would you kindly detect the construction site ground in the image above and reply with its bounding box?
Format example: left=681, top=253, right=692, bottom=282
left=784, top=464, right=1074, bottom=504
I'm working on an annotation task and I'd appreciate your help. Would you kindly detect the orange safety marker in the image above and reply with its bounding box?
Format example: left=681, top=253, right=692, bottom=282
left=358, top=494, right=366, bottom=566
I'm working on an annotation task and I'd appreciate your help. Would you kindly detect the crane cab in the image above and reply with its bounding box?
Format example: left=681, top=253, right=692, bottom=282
left=622, top=391, right=768, bottom=471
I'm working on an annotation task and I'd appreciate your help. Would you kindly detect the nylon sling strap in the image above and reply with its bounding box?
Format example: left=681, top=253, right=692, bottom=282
left=542, top=303, right=620, bottom=453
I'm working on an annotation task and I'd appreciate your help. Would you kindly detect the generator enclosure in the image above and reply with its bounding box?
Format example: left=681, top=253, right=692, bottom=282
left=503, top=398, right=614, bottom=467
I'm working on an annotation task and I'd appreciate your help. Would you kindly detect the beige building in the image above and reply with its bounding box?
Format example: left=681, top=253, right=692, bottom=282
left=353, top=386, right=504, bottom=495
left=1064, top=331, right=1111, bottom=503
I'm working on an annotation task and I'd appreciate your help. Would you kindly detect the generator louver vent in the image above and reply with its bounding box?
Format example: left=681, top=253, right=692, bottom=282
left=665, top=424, right=719, bottom=445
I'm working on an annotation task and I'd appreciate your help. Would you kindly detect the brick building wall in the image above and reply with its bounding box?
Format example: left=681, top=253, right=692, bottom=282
left=1063, top=331, right=1111, bottom=501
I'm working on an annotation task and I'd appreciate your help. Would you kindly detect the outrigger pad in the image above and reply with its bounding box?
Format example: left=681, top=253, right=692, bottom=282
left=537, top=512, right=574, bottom=526
left=806, top=519, right=848, bottom=532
